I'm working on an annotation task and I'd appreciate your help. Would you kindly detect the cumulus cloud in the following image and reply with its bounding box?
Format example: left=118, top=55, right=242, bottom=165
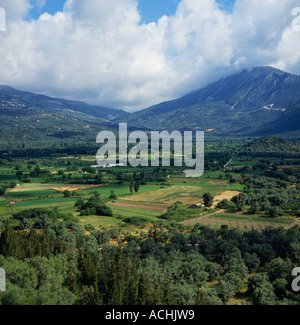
left=0, top=0, right=299, bottom=111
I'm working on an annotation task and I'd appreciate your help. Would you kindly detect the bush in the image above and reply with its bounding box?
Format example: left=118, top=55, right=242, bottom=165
left=63, top=214, right=79, bottom=227
left=123, top=217, right=148, bottom=226
left=203, top=193, right=214, bottom=208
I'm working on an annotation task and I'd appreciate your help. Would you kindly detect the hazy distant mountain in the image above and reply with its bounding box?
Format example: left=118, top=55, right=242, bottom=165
left=123, top=66, right=300, bottom=137
left=0, top=86, right=128, bottom=144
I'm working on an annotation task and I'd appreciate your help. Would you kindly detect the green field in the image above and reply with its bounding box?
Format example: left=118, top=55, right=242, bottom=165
left=8, top=189, right=58, bottom=199
left=14, top=197, right=77, bottom=211
left=212, top=213, right=295, bottom=225
left=110, top=206, right=163, bottom=220
left=79, top=215, right=123, bottom=229
left=1, top=146, right=299, bottom=232
left=77, top=183, right=162, bottom=198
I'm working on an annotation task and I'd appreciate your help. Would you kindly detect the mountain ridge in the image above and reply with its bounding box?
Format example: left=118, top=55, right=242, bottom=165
left=0, top=85, right=128, bottom=147
left=122, top=66, right=300, bottom=137
left=0, top=85, right=128, bottom=121
left=1, top=66, right=300, bottom=147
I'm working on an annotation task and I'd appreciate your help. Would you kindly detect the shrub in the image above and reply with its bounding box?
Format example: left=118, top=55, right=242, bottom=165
left=123, top=217, right=148, bottom=226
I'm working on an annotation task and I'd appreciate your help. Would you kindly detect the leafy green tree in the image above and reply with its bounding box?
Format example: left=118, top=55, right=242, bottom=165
left=167, top=201, right=184, bottom=214
left=197, top=288, right=223, bottom=305
left=216, top=199, right=229, bottom=209
left=215, top=279, right=237, bottom=303
left=223, top=258, right=248, bottom=278
left=130, top=179, right=135, bottom=195
left=243, top=253, right=260, bottom=271
left=134, top=181, right=140, bottom=193
left=268, top=206, right=282, bottom=218
left=250, top=201, right=261, bottom=214
left=74, top=198, right=85, bottom=209
left=205, top=262, right=222, bottom=281
left=267, top=257, right=292, bottom=282
left=272, top=278, right=288, bottom=299
left=108, top=190, right=117, bottom=201
left=203, top=193, right=214, bottom=208
left=63, top=190, right=71, bottom=198
left=34, top=166, right=42, bottom=177
left=248, top=273, right=277, bottom=305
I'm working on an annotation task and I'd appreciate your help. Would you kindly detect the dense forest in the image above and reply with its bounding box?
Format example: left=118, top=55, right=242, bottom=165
left=0, top=209, right=300, bottom=305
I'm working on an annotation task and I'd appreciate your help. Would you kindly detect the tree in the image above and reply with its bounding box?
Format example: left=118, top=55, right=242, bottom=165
left=243, top=253, right=260, bottom=271
left=34, top=166, right=42, bottom=177
left=216, top=199, right=229, bottom=209
left=250, top=202, right=261, bottom=214
left=108, top=190, right=117, bottom=201
left=268, top=206, right=282, bottom=218
left=267, top=257, right=292, bottom=282
left=223, top=258, right=248, bottom=278
left=0, top=186, right=6, bottom=195
left=74, top=198, right=85, bottom=209
left=233, top=193, right=247, bottom=211
left=205, top=262, right=222, bottom=281
left=203, top=193, right=214, bottom=208
left=134, top=181, right=140, bottom=193
left=216, top=279, right=236, bottom=303
left=16, top=171, right=23, bottom=180
left=130, top=180, right=135, bottom=195
left=63, top=190, right=71, bottom=198
left=248, top=273, right=277, bottom=305
left=167, top=201, right=184, bottom=214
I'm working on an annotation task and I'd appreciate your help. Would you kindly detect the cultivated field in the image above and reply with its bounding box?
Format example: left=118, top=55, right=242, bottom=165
left=1, top=152, right=299, bottom=232
left=212, top=190, right=241, bottom=208
left=181, top=211, right=297, bottom=230
left=108, top=200, right=167, bottom=212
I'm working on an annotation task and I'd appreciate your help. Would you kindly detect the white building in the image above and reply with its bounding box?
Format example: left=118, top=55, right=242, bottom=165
left=91, top=163, right=125, bottom=168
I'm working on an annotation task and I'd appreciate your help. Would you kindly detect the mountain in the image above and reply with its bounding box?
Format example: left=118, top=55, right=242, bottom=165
left=0, top=86, right=128, bottom=146
left=1, top=66, right=300, bottom=149
left=253, top=101, right=300, bottom=138
left=0, top=85, right=128, bottom=120
left=123, top=66, right=300, bottom=137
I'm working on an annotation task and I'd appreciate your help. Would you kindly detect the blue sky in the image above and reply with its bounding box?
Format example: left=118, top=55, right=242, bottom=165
left=28, top=0, right=236, bottom=22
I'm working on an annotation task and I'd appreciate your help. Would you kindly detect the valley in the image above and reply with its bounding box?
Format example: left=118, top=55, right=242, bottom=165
left=0, top=67, right=300, bottom=307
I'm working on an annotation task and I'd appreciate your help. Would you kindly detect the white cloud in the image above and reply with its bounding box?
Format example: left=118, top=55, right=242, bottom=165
left=35, top=0, right=46, bottom=10
left=0, top=0, right=299, bottom=111
left=0, top=0, right=31, bottom=19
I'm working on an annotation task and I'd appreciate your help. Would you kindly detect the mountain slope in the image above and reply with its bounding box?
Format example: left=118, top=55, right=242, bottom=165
left=124, top=66, right=300, bottom=136
left=0, top=86, right=128, bottom=146
left=0, top=86, right=128, bottom=121
left=1, top=66, right=300, bottom=149
left=254, top=101, right=300, bottom=139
